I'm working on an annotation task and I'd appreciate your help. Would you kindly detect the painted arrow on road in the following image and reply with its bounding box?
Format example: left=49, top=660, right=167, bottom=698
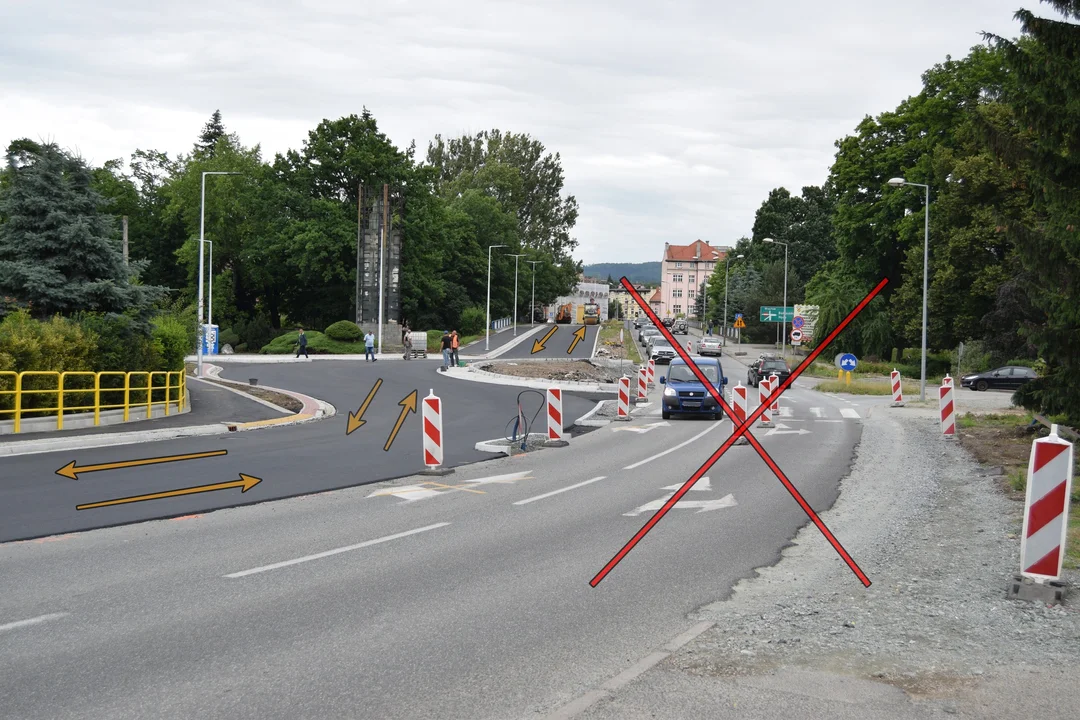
left=531, top=326, right=558, bottom=354
left=624, top=492, right=736, bottom=517
left=461, top=471, right=535, bottom=485
left=567, top=326, right=587, bottom=354
left=612, top=421, right=670, bottom=434
left=764, top=423, right=812, bottom=436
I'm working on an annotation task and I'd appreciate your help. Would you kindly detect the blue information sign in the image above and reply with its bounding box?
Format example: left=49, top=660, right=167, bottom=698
left=792, top=315, right=805, bottom=330
left=839, top=353, right=858, bottom=372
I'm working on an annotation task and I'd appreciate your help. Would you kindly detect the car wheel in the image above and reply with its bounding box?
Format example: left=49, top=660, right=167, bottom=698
left=976, top=380, right=988, bottom=391
left=662, top=410, right=671, bottom=419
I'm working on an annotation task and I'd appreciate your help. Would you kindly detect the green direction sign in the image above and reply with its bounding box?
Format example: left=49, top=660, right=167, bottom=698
left=758, top=306, right=794, bottom=322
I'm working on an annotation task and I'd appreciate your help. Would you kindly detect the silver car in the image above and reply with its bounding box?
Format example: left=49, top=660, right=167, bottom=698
left=650, top=341, right=677, bottom=364
left=698, top=336, right=723, bottom=356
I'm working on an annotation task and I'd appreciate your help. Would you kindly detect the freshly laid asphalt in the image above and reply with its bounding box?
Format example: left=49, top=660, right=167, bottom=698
left=498, top=322, right=600, bottom=360
left=0, top=359, right=599, bottom=542
left=0, top=347, right=867, bottom=719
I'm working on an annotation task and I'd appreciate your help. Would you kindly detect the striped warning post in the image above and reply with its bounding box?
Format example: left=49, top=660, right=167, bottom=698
left=732, top=383, right=750, bottom=445
left=891, top=369, right=905, bottom=407
left=768, top=373, right=780, bottom=414
left=617, top=376, right=631, bottom=420
left=647, top=358, right=656, bottom=388
left=939, top=380, right=955, bottom=437
left=637, top=366, right=648, bottom=401
left=546, top=387, right=565, bottom=441
left=1020, top=424, right=1075, bottom=580
left=757, top=377, right=773, bottom=428
left=422, top=389, right=446, bottom=469
left=943, top=374, right=954, bottom=388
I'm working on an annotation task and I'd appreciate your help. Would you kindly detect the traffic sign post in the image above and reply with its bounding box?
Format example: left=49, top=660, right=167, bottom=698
left=792, top=315, right=805, bottom=330
left=790, top=329, right=803, bottom=345
left=733, top=313, right=746, bottom=330
left=758, top=306, right=794, bottom=322
left=835, top=353, right=857, bottom=385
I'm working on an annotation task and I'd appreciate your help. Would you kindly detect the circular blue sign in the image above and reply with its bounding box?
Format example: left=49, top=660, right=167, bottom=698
left=792, top=316, right=804, bottom=329
left=839, top=353, right=858, bottom=371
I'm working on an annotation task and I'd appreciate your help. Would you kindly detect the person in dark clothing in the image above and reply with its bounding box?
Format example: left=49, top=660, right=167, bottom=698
left=440, top=330, right=453, bottom=371
left=295, top=328, right=309, bottom=358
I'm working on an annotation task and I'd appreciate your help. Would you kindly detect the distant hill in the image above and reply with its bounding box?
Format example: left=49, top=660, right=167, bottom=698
left=583, top=262, right=661, bottom=285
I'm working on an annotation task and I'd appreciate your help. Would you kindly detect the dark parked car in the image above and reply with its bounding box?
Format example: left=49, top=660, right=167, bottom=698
left=671, top=319, right=688, bottom=334
left=960, top=366, right=1037, bottom=391
left=660, top=357, right=728, bottom=420
left=661, top=317, right=674, bottom=328
left=747, top=357, right=790, bottom=387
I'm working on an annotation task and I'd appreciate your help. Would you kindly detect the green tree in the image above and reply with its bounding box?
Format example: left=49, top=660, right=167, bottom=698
left=0, top=141, right=164, bottom=320
left=196, top=110, right=227, bottom=158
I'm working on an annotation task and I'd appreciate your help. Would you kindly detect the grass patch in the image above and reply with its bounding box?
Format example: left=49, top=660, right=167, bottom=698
left=425, top=330, right=483, bottom=353
left=955, top=411, right=1080, bottom=569
left=598, top=321, right=640, bottom=363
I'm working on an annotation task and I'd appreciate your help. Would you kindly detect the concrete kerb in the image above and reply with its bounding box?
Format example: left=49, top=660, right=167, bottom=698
left=575, top=400, right=612, bottom=427
left=441, top=364, right=621, bottom=394
left=468, top=324, right=546, bottom=360
left=0, top=368, right=336, bottom=458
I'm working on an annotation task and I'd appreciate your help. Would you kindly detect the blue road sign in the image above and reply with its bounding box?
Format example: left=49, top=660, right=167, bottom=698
left=839, top=353, right=858, bottom=372
left=792, top=315, right=805, bottom=330
left=735, top=312, right=743, bottom=320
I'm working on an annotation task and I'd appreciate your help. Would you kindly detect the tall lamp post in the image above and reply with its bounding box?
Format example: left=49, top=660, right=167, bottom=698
left=762, top=238, right=790, bottom=360
left=888, top=177, right=931, bottom=401
left=721, top=252, right=745, bottom=346
left=204, top=240, right=213, bottom=328
left=485, top=244, right=507, bottom=351
left=528, top=260, right=540, bottom=325
left=508, top=253, right=525, bottom=336
left=702, top=249, right=721, bottom=333
left=196, top=171, right=242, bottom=378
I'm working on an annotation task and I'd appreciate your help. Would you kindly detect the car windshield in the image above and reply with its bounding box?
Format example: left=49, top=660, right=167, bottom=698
left=668, top=364, right=719, bottom=383
left=763, top=361, right=788, bottom=372
left=653, top=343, right=673, bottom=351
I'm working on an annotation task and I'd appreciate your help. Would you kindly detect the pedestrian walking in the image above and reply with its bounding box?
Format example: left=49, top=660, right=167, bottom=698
left=450, top=329, right=460, bottom=367
left=364, top=329, right=377, bottom=362
left=295, top=328, right=309, bottom=359
left=403, top=331, right=412, bottom=360
left=401, top=321, right=410, bottom=346
left=440, top=330, right=453, bottom=371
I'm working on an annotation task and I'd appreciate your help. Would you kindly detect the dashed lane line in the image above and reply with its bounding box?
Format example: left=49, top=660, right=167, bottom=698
left=513, top=476, right=608, bottom=506
left=0, top=613, right=70, bottom=634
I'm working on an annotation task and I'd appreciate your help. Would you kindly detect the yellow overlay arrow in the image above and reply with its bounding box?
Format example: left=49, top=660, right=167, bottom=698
left=76, top=474, right=263, bottom=511
left=56, top=450, right=227, bottom=480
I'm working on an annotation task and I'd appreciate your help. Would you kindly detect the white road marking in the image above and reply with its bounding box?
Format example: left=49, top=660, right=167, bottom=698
left=513, top=476, right=607, bottom=506
left=612, top=421, right=670, bottom=434
left=810, top=407, right=824, bottom=418
left=661, top=477, right=711, bottom=491
left=367, top=484, right=444, bottom=502
left=816, top=419, right=844, bottom=423
left=461, top=471, right=534, bottom=485
left=840, top=408, right=861, bottom=419
left=624, top=493, right=737, bottom=517
left=225, top=523, right=451, bottom=578
left=623, top=420, right=725, bottom=470
left=0, top=613, right=70, bottom=633
left=765, top=428, right=812, bottom=436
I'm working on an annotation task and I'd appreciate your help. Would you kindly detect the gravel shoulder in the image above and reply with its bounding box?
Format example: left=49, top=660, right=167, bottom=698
left=580, top=401, right=1080, bottom=719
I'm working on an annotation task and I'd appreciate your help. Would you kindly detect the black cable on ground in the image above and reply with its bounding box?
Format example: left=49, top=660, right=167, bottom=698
left=503, top=389, right=547, bottom=449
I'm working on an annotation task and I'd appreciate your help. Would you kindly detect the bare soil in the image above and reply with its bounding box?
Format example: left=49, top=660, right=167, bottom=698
left=185, top=364, right=303, bottom=413
left=478, top=360, right=626, bottom=384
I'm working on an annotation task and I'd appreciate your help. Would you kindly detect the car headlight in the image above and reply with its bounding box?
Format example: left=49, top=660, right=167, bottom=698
left=663, top=387, right=677, bottom=397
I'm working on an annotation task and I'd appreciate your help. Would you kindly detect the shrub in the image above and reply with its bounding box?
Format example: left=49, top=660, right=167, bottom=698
left=77, top=312, right=156, bottom=372
left=152, top=313, right=191, bottom=371
left=459, top=306, right=485, bottom=335
left=233, top=314, right=278, bottom=350
left=218, top=327, right=241, bottom=347
left=324, top=320, right=362, bottom=342
left=234, top=343, right=248, bottom=353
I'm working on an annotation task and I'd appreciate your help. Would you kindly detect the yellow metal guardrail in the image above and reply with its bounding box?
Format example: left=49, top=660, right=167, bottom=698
left=0, top=370, right=186, bottom=434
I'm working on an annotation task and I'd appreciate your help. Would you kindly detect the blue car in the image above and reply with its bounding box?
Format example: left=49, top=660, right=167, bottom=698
left=659, top=357, right=728, bottom=420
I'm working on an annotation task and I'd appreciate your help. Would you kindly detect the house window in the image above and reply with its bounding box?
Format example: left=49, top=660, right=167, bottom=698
left=688, top=289, right=696, bottom=299
left=672, top=273, right=683, bottom=283
left=673, top=288, right=683, bottom=298
left=675, top=262, right=683, bottom=268
left=688, top=274, right=696, bottom=285
left=674, top=304, right=682, bottom=314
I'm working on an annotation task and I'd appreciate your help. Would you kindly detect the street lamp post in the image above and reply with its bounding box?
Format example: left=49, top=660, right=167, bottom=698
left=485, top=244, right=507, bottom=351
left=508, top=254, right=525, bottom=336
left=721, top=252, right=745, bottom=346
left=888, top=177, right=931, bottom=401
left=196, top=171, right=241, bottom=378
left=762, top=238, right=790, bottom=360
left=528, top=260, right=540, bottom=326
left=703, top=249, right=721, bottom=334
left=204, top=240, right=213, bottom=328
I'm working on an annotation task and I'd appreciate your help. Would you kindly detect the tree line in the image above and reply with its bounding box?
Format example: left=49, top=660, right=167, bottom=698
left=703, top=1, right=1079, bottom=421
left=0, top=109, right=583, bottom=358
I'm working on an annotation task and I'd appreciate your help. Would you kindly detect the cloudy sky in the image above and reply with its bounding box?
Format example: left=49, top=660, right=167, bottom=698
left=0, top=1, right=1028, bottom=263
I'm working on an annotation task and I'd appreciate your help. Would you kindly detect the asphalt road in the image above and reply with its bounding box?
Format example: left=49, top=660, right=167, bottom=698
left=459, top=324, right=543, bottom=357
left=498, top=323, right=600, bottom=360
left=0, top=361, right=598, bottom=542
left=0, top=358, right=867, bottom=719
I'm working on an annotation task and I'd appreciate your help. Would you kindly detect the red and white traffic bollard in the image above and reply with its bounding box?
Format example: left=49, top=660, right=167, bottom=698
left=687, top=340, right=693, bottom=354
left=544, top=387, right=569, bottom=447
left=757, top=377, right=773, bottom=428
left=647, top=358, right=656, bottom=388
left=420, top=389, right=453, bottom=475
left=890, top=369, right=905, bottom=407
left=617, top=376, right=631, bottom=420
left=732, top=383, right=750, bottom=445
left=939, top=379, right=955, bottom=437
left=637, top=366, right=648, bottom=402
left=768, top=373, right=780, bottom=415
left=1020, top=424, right=1074, bottom=580
left=943, top=374, right=954, bottom=388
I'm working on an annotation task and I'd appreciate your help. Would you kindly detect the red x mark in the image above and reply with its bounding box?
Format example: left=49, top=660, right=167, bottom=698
left=589, top=277, right=889, bottom=588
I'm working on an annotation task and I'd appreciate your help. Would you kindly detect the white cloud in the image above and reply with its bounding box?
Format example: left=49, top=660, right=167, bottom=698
left=0, top=0, right=1025, bottom=262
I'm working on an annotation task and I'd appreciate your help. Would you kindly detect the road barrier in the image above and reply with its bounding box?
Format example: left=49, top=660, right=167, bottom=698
left=0, top=370, right=186, bottom=434
left=939, top=380, right=955, bottom=437
left=1020, top=424, right=1074, bottom=580
left=943, top=374, right=954, bottom=388
left=545, top=387, right=567, bottom=445
left=732, top=383, right=749, bottom=445
left=757, top=377, right=773, bottom=428
left=637, top=367, right=648, bottom=401
left=891, top=369, right=905, bottom=407
left=768, top=373, right=780, bottom=415
left=421, top=389, right=447, bottom=471
left=617, top=376, right=631, bottom=420
left=647, top=359, right=656, bottom=388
